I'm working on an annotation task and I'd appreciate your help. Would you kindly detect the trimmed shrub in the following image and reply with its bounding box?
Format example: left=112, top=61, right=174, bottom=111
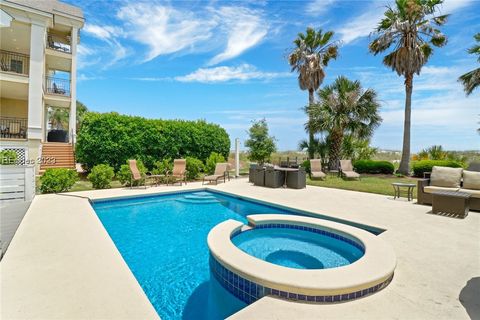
left=76, top=112, right=230, bottom=170
left=205, top=152, right=226, bottom=174
left=301, top=160, right=311, bottom=174
left=88, top=164, right=115, bottom=189
left=152, top=158, right=173, bottom=175
left=186, top=157, right=204, bottom=180
left=354, top=160, right=394, bottom=174
left=0, top=150, right=17, bottom=165
left=117, top=160, right=147, bottom=186
left=412, top=160, right=464, bottom=177
left=40, top=168, right=78, bottom=193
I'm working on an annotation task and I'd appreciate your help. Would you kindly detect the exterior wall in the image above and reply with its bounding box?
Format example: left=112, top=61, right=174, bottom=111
left=27, top=22, right=46, bottom=141
left=0, top=98, right=28, bottom=118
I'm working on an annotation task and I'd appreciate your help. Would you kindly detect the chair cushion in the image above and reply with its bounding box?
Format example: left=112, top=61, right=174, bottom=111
left=459, top=189, right=480, bottom=198
left=430, top=166, right=463, bottom=188
left=424, top=186, right=460, bottom=194
left=462, top=170, right=480, bottom=190
left=343, top=171, right=360, bottom=178
left=311, top=171, right=326, bottom=178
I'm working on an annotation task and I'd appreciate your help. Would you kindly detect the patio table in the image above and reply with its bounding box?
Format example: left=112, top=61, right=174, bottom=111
left=392, top=182, right=416, bottom=201
left=274, top=166, right=299, bottom=188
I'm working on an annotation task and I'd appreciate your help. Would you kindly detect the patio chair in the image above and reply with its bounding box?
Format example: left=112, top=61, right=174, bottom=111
left=203, top=163, right=230, bottom=185
left=166, top=159, right=187, bottom=186
left=128, top=159, right=146, bottom=188
left=340, top=160, right=360, bottom=180
left=310, top=159, right=326, bottom=180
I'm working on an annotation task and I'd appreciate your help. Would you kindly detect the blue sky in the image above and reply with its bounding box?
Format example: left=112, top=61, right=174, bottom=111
left=69, top=0, right=479, bottom=152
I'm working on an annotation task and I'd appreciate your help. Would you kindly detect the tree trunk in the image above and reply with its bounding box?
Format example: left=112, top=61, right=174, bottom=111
left=328, top=130, right=343, bottom=171
left=308, top=89, right=315, bottom=159
left=398, top=74, right=413, bottom=175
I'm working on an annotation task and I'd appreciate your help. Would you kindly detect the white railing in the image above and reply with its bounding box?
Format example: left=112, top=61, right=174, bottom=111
left=0, top=165, right=35, bottom=204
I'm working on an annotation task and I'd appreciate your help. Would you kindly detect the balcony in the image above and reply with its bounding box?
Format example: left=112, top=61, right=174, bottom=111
left=0, top=50, right=29, bottom=76
left=46, top=33, right=71, bottom=54
left=0, top=116, right=27, bottom=139
left=45, top=76, right=70, bottom=97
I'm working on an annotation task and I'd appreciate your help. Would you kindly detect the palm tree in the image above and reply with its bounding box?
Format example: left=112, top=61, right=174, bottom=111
left=459, top=33, right=480, bottom=96
left=369, top=0, right=448, bottom=175
left=306, top=76, right=382, bottom=170
left=289, top=27, right=339, bottom=159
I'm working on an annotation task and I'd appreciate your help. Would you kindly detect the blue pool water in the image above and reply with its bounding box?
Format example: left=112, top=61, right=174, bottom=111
left=92, top=190, right=379, bottom=320
left=232, top=228, right=364, bottom=269
left=92, top=191, right=295, bottom=320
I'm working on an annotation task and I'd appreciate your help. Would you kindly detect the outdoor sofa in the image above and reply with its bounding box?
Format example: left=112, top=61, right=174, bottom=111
left=417, top=166, right=480, bottom=211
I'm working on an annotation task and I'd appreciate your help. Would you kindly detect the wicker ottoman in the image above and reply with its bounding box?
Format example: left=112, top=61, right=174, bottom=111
left=431, top=191, right=470, bottom=218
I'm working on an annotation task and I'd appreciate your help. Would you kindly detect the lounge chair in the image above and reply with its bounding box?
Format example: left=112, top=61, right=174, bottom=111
left=340, top=160, right=360, bottom=179
left=166, top=159, right=187, bottom=186
left=128, top=159, right=146, bottom=188
left=310, top=159, right=326, bottom=180
left=203, top=163, right=230, bottom=185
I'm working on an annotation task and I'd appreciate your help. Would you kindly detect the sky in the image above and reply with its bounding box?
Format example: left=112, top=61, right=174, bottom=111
left=69, top=0, right=480, bottom=152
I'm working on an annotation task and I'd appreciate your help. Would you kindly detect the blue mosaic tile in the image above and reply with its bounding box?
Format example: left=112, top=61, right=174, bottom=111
left=209, top=254, right=393, bottom=306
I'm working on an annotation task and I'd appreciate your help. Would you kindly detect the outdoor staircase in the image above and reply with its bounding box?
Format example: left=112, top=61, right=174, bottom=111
left=39, top=143, right=75, bottom=173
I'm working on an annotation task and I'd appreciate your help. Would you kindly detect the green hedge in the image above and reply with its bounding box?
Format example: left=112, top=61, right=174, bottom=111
left=412, top=160, right=464, bottom=177
left=76, top=112, right=230, bottom=170
left=354, top=160, right=394, bottom=174
left=40, top=168, right=78, bottom=193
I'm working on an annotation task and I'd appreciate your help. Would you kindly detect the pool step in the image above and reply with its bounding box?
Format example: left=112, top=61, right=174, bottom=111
left=184, top=195, right=217, bottom=201
left=176, top=198, right=219, bottom=204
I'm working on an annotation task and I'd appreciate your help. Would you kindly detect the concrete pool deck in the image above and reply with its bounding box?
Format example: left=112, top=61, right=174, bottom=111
left=1, top=179, right=479, bottom=319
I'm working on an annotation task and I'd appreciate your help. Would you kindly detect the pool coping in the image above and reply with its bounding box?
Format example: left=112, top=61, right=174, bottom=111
left=208, top=215, right=396, bottom=298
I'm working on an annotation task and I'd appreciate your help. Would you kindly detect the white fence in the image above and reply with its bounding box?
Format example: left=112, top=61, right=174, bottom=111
left=0, top=165, right=35, bottom=204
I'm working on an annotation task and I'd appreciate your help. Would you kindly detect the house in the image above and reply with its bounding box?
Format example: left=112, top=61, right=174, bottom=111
left=0, top=0, right=84, bottom=174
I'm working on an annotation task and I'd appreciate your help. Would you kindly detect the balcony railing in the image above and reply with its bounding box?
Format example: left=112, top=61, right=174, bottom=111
left=0, top=117, right=27, bottom=139
left=0, top=50, right=29, bottom=76
left=47, top=33, right=71, bottom=53
left=45, top=76, right=71, bottom=96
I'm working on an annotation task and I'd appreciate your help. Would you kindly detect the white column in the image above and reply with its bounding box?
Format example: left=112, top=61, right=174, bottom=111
left=27, top=23, right=46, bottom=141
left=68, top=27, right=78, bottom=143
left=235, top=138, right=240, bottom=178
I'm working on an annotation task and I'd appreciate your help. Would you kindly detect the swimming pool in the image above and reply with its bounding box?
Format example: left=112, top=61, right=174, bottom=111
left=92, top=190, right=382, bottom=319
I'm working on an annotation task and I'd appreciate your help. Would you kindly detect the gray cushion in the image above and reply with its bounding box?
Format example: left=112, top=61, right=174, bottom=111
left=430, top=166, right=463, bottom=188
left=462, top=170, right=480, bottom=190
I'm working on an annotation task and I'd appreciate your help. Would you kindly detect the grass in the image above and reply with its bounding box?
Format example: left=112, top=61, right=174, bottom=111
left=307, top=174, right=419, bottom=197
left=69, top=179, right=124, bottom=192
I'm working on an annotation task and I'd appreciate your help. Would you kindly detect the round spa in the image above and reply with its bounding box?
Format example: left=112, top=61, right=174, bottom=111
left=208, top=214, right=396, bottom=305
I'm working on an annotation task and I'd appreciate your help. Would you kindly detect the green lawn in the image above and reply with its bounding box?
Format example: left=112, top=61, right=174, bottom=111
left=307, top=174, right=419, bottom=197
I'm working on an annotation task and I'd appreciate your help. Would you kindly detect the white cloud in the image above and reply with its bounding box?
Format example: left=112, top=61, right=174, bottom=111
left=82, top=23, right=128, bottom=67
left=440, top=0, right=474, bottom=14
left=175, top=64, right=290, bottom=83
left=117, top=3, right=216, bottom=62
left=305, top=0, right=336, bottom=16
left=207, top=7, right=268, bottom=66
left=337, top=5, right=386, bottom=44
left=83, top=24, right=123, bottom=40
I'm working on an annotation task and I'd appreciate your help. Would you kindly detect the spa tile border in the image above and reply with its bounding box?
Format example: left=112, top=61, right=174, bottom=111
left=210, top=254, right=393, bottom=305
